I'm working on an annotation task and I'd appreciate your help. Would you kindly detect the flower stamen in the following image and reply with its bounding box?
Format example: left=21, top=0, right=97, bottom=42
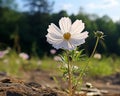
left=63, top=32, right=71, bottom=40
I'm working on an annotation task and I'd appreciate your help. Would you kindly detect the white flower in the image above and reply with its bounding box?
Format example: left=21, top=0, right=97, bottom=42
left=37, top=60, right=42, bottom=65
left=53, top=56, right=62, bottom=61
left=93, top=53, right=102, bottom=59
left=46, top=17, right=88, bottom=50
left=72, top=65, right=79, bottom=70
left=3, top=59, right=9, bottom=64
left=50, top=49, right=56, bottom=54
left=19, top=52, right=29, bottom=60
left=0, top=51, right=5, bottom=58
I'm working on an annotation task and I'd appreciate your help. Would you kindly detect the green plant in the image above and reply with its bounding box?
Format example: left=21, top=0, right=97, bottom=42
left=46, top=17, right=104, bottom=96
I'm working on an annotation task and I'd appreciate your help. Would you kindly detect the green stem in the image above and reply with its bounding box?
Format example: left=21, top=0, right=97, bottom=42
left=90, top=37, right=99, bottom=58
left=66, top=51, right=72, bottom=96
left=73, top=37, right=100, bottom=91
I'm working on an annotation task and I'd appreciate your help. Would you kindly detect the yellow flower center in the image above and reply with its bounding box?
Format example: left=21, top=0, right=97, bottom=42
left=63, top=32, right=71, bottom=40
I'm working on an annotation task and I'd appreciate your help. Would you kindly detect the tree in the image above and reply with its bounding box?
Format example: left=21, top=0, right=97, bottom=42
left=0, top=0, right=17, bottom=10
left=24, top=0, right=54, bottom=14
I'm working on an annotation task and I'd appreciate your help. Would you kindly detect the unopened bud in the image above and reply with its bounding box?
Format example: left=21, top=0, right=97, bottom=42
left=94, top=31, right=104, bottom=39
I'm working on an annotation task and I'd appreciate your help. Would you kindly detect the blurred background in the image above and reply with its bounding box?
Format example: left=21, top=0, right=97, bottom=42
left=0, top=0, right=120, bottom=56
left=0, top=0, right=120, bottom=76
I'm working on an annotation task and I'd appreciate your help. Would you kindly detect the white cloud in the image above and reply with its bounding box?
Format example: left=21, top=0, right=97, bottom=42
left=111, top=15, right=120, bottom=22
left=87, top=0, right=120, bottom=9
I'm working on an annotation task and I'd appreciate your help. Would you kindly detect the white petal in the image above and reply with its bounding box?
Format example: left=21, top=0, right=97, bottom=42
left=47, top=23, right=64, bottom=40
left=72, top=31, right=88, bottom=39
left=71, top=20, right=85, bottom=34
left=53, top=40, right=76, bottom=50
left=47, top=23, right=63, bottom=36
left=59, top=17, right=72, bottom=33
left=47, top=32, right=63, bottom=40
left=46, top=34, right=63, bottom=45
left=70, top=31, right=88, bottom=46
left=60, top=41, right=73, bottom=50
left=67, top=41, right=76, bottom=50
left=70, top=39, right=85, bottom=46
left=52, top=40, right=66, bottom=49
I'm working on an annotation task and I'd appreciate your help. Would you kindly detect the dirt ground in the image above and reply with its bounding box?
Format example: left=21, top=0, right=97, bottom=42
left=0, top=69, right=120, bottom=96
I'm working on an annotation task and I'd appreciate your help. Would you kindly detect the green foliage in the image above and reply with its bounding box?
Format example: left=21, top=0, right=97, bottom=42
left=0, top=50, right=21, bottom=75
left=0, top=49, right=42, bottom=76
left=91, top=57, right=120, bottom=76
left=0, top=49, right=120, bottom=77
left=0, top=0, right=17, bottom=9
left=89, top=58, right=113, bottom=76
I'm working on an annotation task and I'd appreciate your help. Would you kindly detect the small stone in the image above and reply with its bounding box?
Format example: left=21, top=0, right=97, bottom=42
left=49, top=76, right=54, bottom=80
left=0, top=78, right=12, bottom=83
left=100, top=90, right=108, bottom=94
left=43, top=92, right=57, bottom=96
left=0, top=72, right=7, bottom=76
left=87, top=91, right=101, bottom=96
left=86, top=82, right=92, bottom=88
left=6, top=91, right=23, bottom=96
left=25, top=82, right=41, bottom=88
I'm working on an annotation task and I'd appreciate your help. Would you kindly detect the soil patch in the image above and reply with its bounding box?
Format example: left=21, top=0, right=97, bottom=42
left=0, top=70, right=120, bottom=96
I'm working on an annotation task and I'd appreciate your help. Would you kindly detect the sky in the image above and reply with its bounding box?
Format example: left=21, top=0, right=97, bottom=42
left=16, top=0, right=120, bottom=21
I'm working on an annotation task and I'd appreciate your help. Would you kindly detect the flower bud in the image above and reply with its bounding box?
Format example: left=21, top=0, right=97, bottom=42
left=94, top=31, right=104, bottom=39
